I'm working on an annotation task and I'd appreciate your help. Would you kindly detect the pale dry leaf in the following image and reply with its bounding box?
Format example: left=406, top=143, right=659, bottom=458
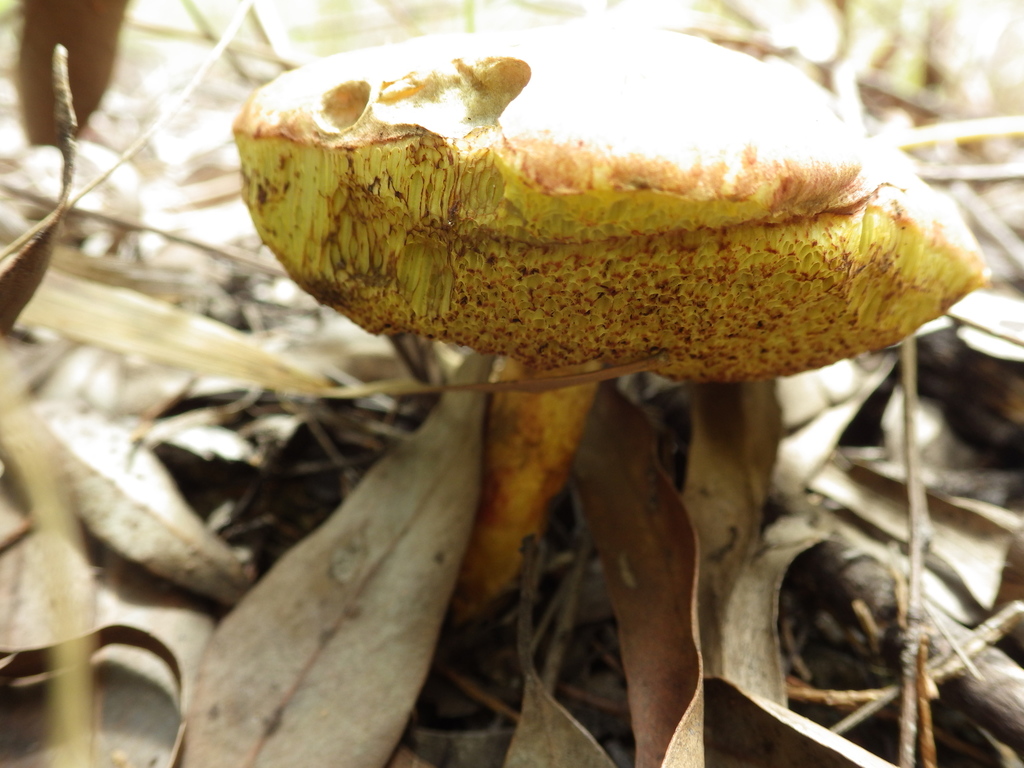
left=0, top=489, right=28, bottom=548
left=184, top=355, right=490, bottom=768
left=411, top=727, right=513, bottom=768
left=0, top=622, right=188, bottom=768
left=503, top=673, right=618, bottom=768
left=0, top=529, right=96, bottom=647
left=573, top=383, right=703, bottom=768
left=811, top=461, right=1013, bottom=610
left=776, top=359, right=865, bottom=430
left=715, top=515, right=824, bottom=704
left=948, top=287, right=1024, bottom=359
left=0, top=524, right=213, bottom=768
left=704, top=678, right=896, bottom=768
left=386, top=746, right=439, bottom=768
left=774, top=361, right=893, bottom=499
left=36, top=400, right=250, bottom=605
left=681, top=382, right=782, bottom=692
left=91, top=553, right=215, bottom=768
left=20, top=271, right=331, bottom=394
left=94, top=550, right=216, bottom=702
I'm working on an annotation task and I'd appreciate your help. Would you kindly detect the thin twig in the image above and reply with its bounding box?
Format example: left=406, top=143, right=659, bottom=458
left=540, top=530, right=592, bottom=693
left=433, top=663, right=521, bottom=724
left=787, top=680, right=890, bottom=708
left=179, top=0, right=255, bottom=81
left=0, top=0, right=258, bottom=262
left=917, top=636, right=937, bottom=768
left=929, top=601, right=1024, bottom=680
left=925, top=604, right=981, bottom=680
left=949, top=182, right=1024, bottom=274
left=898, top=335, right=932, bottom=768
left=831, top=601, right=1024, bottom=735
left=0, top=182, right=284, bottom=276
left=126, top=16, right=303, bottom=67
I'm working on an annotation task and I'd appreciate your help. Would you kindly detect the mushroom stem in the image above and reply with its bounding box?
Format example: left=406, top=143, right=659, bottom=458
left=452, top=358, right=598, bottom=621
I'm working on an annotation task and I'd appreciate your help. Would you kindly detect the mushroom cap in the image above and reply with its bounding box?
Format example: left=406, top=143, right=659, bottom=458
left=234, top=28, right=987, bottom=382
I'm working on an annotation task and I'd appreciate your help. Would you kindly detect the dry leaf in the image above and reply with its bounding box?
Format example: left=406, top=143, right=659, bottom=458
left=997, top=520, right=1024, bottom=606
left=0, top=623, right=186, bottom=768
left=386, top=746, right=439, bottom=768
left=184, top=356, right=489, bottom=768
left=454, top=358, right=597, bottom=620
left=681, top=382, right=782, bottom=695
left=0, top=516, right=213, bottom=768
left=503, top=673, right=617, bottom=768
left=503, top=539, right=616, bottom=768
left=20, top=271, right=332, bottom=394
left=410, top=728, right=513, bottom=768
left=774, top=362, right=893, bottom=498
left=947, top=287, right=1024, bottom=357
left=37, top=401, right=250, bottom=605
left=705, top=678, right=896, bottom=768
left=0, top=47, right=75, bottom=335
left=715, top=516, right=823, bottom=703
left=573, top=383, right=703, bottom=768
left=811, top=461, right=1013, bottom=610
left=90, top=552, right=214, bottom=768
left=0, top=489, right=30, bottom=550
left=0, top=529, right=96, bottom=647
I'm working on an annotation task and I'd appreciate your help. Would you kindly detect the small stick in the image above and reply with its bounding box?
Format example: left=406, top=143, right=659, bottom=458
left=541, top=530, right=592, bottom=692
left=433, top=663, right=520, bottom=724
left=926, top=604, right=981, bottom=680
left=898, top=335, right=932, bottom=768
left=949, top=182, right=1024, bottom=274
left=917, top=636, right=937, bottom=768
left=0, top=181, right=285, bottom=276
left=787, top=679, right=890, bottom=708
left=831, top=601, right=1024, bottom=734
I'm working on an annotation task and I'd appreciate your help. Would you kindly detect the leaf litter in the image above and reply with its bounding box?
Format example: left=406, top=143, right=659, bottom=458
left=3, top=1, right=1024, bottom=767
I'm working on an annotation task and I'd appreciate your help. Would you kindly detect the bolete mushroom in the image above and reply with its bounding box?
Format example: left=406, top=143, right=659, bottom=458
left=233, top=28, right=987, bottom=383
left=234, top=28, right=988, bottom=621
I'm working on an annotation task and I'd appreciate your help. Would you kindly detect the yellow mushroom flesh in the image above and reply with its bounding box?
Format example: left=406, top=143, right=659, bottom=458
left=235, top=29, right=987, bottom=382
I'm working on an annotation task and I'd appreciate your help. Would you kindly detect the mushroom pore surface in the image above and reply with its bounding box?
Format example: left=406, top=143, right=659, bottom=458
left=234, top=28, right=987, bottom=382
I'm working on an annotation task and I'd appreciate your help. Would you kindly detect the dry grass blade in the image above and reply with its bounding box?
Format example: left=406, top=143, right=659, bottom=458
left=876, top=116, right=1024, bottom=151
left=0, top=343, right=91, bottom=768
left=20, top=272, right=331, bottom=393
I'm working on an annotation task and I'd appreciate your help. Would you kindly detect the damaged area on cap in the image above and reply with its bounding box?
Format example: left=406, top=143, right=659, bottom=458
left=234, top=28, right=988, bottom=382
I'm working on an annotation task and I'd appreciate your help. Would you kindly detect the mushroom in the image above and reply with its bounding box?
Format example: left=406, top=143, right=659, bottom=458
left=233, top=27, right=986, bottom=384
left=233, top=28, right=987, bottom=617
